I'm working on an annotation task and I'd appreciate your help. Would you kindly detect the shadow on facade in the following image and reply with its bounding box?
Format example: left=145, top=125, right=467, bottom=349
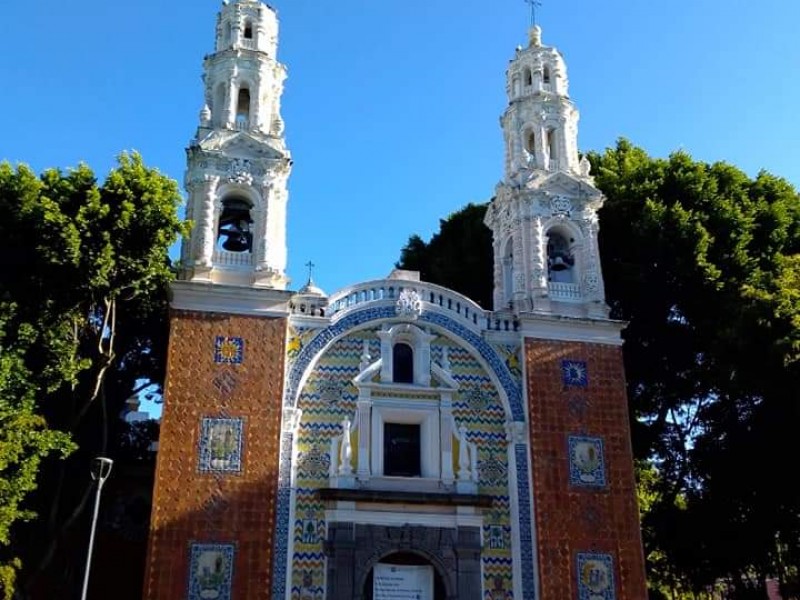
left=26, top=460, right=154, bottom=600
left=134, top=472, right=486, bottom=600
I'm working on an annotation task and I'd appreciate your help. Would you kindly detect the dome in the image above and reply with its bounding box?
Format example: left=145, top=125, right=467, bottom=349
left=297, top=277, right=326, bottom=298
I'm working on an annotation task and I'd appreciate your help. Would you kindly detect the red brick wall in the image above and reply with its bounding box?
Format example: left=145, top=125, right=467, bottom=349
left=525, top=339, right=647, bottom=600
left=143, top=311, right=286, bottom=600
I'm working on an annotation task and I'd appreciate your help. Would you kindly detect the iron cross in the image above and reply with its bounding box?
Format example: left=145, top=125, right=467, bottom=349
left=524, top=0, right=542, bottom=26
left=305, top=260, right=315, bottom=280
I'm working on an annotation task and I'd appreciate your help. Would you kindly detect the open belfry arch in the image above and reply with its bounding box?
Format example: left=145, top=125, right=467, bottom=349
left=143, top=2, right=648, bottom=600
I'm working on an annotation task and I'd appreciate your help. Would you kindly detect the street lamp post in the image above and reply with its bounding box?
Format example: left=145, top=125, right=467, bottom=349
left=80, top=457, right=113, bottom=600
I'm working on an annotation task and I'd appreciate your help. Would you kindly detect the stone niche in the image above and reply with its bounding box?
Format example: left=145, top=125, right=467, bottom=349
left=324, top=523, right=482, bottom=600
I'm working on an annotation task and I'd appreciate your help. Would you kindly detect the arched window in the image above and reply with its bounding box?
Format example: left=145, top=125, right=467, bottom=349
left=392, top=343, right=414, bottom=384
left=547, top=230, right=575, bottom=283
left=546, top=128, right=557, bottom=168
left=543, top=65, right=552, bottom=85
left=524, top=68, right=532, bottom=87
left=235, top=87, right=250, bottom=128
left=525, top=130, right=536, bottom=154
left=217, top=196, right=253, bottom=253
left=243, top=20, right=253, bottom=39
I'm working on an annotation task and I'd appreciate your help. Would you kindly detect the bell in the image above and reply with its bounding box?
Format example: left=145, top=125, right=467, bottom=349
left=220, top=228, right=250, bottom=252
left=221, top=232, right=249, bottom=252
left=550, top=254, right=569, bottom=271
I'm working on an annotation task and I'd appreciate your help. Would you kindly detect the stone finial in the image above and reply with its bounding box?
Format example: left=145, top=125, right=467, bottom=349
left=199, top=104, right=212, bottom=127
left=529, top=25, right=542, bottom=47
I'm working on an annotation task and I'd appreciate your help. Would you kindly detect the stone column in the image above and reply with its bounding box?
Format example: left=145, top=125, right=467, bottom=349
left=224, top=78, right=237, bottom=128
left=530, top=216, right=548, bottom=295
left=193, top=175, right=218, bottom=269
left=440, top=395, right=454, bottom=484
left=356, top=394, right=371, bottom=482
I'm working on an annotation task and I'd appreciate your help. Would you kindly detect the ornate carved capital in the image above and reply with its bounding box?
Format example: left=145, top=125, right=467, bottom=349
left=505, top=421, right=528, bottom=445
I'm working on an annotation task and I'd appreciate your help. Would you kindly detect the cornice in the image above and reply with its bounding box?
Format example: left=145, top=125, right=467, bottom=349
left=170, top=280, right=292, bottom=317
left=517, top=312, right=626, bottom=346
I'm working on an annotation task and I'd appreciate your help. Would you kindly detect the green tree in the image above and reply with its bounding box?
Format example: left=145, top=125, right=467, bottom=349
left=589, top=140, right=799, bottom=597
left=398, top=203, right=494, bottom=309
left=0, top=307, right=73, bottom=600
left=397, top=140, right=800, bottom=598
left=0, top=154, right=186, bottom=599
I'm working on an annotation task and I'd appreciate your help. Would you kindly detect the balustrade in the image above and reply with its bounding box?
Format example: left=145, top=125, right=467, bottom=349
left=327, top=281, right=487, bottom=331
left=213, top=249, right=253, bottom=268
left=548, top=281, right=581, bottom=301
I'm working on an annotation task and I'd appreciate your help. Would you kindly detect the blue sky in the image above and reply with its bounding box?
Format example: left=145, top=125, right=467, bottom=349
left=1, top=0, right=798, bottom=296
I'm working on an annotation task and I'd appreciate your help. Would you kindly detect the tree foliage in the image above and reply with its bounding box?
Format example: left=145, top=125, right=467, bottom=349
left=397, top=140, right=800, bottom=598
left=397, top=203, right=494, bottom=309
left=0, top=154, right=186, bottom=598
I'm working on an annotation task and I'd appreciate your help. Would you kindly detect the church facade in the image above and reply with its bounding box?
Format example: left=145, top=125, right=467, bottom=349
left=143, top=2, right=648, bottom=599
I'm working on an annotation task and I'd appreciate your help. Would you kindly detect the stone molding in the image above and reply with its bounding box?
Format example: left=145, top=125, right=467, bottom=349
left=170, top=280, right=292, bottom=317
left=324, top=522, right=482, bottom=600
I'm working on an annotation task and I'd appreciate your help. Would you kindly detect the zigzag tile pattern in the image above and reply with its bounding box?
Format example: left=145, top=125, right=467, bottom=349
left=273, top=308, right=535, bottom=600
left=287, top=326, right=515, bottom=599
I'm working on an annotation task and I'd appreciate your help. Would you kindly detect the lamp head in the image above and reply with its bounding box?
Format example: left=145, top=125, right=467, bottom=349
left=91, top=457, right=114, bottom=483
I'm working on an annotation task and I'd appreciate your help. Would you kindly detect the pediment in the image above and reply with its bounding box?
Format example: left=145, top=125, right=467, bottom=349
left=354, top=359, right=459, bottom=393
left=526, top=170, right=601, bottom=199
left=195, top=130, right=287, bottom=161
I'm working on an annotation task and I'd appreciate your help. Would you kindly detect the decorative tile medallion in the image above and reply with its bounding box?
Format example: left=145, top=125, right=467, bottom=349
left=198, top=418, right=244, bottom=473
left=568, top=435, right=606, bottom=488
left=576, top=552, right=615, bottom=600
left=567, top=395, right=590, bottom=421
left=212, top=371, right=239, bottom=396
left=462, top=385, right=489, bottom=411
left=582, top=504, right=602, bottom=529
left=561, top=359, right=588, bottom=387
left=214, top=336, right=244, bottom=365
left=488, top=525, right=507, bottom=550
left=188, top=543, right=235, bottom=600
left=489, top=574, right=513, bottom=600
left=315, top=374, right=344, bottom=405
left=479, top=455, right=508, bottom=487
left=295, top=446, right=330, bottom=479
left=298, top=519, right=318, bottom=544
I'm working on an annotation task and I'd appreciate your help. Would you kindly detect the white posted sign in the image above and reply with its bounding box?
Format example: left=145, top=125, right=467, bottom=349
left=373, top=563, right=434, bottom=600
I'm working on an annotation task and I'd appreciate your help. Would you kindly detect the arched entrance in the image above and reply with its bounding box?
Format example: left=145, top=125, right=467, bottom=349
left=324, top=522, right=481, bottom=600
left=363, top=552, right=447, bottom=600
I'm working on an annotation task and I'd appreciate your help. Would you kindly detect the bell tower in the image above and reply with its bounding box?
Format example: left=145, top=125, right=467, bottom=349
left=484, top=25, right=608, bottom=318
left=181, top=0, right=291, bottom=289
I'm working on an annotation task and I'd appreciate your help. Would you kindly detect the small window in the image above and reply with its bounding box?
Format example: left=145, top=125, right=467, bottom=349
left=236, top=87, right=251, bottom=127
left=546, top=128, right=557, bottom=166
left=384, top=423, right=421, bottom=477
left=217, top=197, right=253, bottom=253
left=525, top=130, right=536, bottom=154
left=543, top=65, right=551, bottom=85
left=392, top=343, right=413, bottom=384
left=524, top=68, right=533, bottom=86
left=243, top=21, right=253, bottom=39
